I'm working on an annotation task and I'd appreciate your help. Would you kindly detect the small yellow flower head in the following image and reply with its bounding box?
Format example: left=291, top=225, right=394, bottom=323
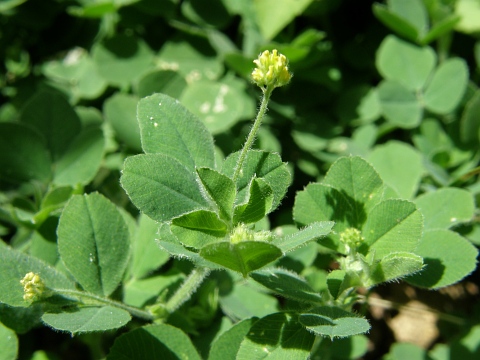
left=20, top=272, right=46, bottom=302
left=252, top=49, right=292, bottom=90
left=230, top=223, right=272, bottom=244
left=340, top=228, right=364, bottom=249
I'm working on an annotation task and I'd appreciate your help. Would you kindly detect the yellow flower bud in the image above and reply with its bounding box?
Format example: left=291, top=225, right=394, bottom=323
left=252, top=49, right=292, bottom=90
left=20, top=272, right=46, bottom=302
left=230, top=223, right=272, bottom=244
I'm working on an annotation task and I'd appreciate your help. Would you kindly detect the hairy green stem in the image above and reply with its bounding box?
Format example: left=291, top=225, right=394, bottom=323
left=165, top=267, right=210, bottom=314
left=56, top=289, right=154, bottom=322
left=232, top=86, right=273, bottom=183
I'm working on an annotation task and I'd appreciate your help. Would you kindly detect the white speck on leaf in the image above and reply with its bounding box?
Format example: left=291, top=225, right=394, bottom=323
left=450, top=217, right=457, bottom=222
left=154, top=122, right=158, bottom=127
left=200, top=102, right=211, bottom=114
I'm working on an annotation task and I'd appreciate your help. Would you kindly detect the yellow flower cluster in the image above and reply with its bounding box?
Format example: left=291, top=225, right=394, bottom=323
left=20, top=272, right=46, bottom=302
left=251, top=49, right=292, bottom=90
left=230, top=223, right=272, bottom=244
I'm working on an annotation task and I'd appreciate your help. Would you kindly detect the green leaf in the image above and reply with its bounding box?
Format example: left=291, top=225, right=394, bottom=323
left=423, top=58, right=469, bottom=114
left=219, top=278, right=278, bottom=320
left=233, top=178, right=273, bottom=224
left=385, top=342, right=428, bottom=360
left=53, top=127, right=105, bottom=186
left=57, top=193, right=130, bottom=297
left=377, top=80, right=423, bottom=128
left=0, top=246, right=75, bottom=307
left=421, top=14, right=461, bottom=45
left=362, top=199, right=423, bottom=258
left=294, top=184, right=353, bottom=230
left=129, top=214, right=170, bottom=280
left=20, top=90, right=81, bottom=161
left=0, top=122, right=51, bottom=185
left=179, top=80, right=247, bottom=134
left=366, top=252, right=424, bottom=287
left=200, top=241, right=283, bottom=277
left=197, top=167, right=236, bottom=222
left=42, top=306, right=131, bottom=335
left=376, top=35, right=436, bottom=91
left=43, top=51, right=107, bottom=101
left=182, top=0, right=231, bottom=28
left=323, top=156, right=385, bottom=215
left=236, top=312, right=315, bottom=360
left=92, top=34, right=154, bottom=88
left=171, top=210, right=228, bottom=248
left=136, top=70, right=187, bottom=99
left=388, top=0, right=428, bottom=37
left=275, top=221, right=334, bottom=253
left=123, top=273, right=184, bottom=308
left=327, top=335, right=369, bottom=360
left=121, top=154, right=211, bottom=222
left=106, top=323, right=201, bottom=360
left=0, top=321, right=18, bottom=360
left=326, top=270, right=351, bottom=299
left=0, top=303, right=42, bottom=335
left=158, top=38, right=223, bottom=82
left=298, top=306, right=370, bottom=339
left=137, top=93, right=215, bottom=171
left=372, top=4, right=420, bottom=43
left=208, top=317, right=258, bottom=360
left=368, top=141, right=423, bottom=199
left=460, top=89, right=480, bottom=143
left=222, top=150, right=291, bottom=212
left=253, top=0, right=315, bottom=40
left=407, top=229, right=478, bottom=289
left=455, top=0, right=480, bottom=33
left=251, top=268, right=322, bottom=304
left=104, top=92, right=142, bottom=151
left=415, top=188, right=475, bottom=230
left=157, top=223, right=221, bottom=269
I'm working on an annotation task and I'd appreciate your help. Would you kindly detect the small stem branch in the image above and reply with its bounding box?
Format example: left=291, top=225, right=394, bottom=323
left=232, top=87, right=273, bottom=183
left=358, top=295, right=465, bottom=326
left=165, top=267, right=210, bottom=314
left=56, top=289, right=154, bottom=322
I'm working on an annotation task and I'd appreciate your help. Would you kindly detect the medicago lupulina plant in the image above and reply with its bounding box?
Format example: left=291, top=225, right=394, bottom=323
left=1, top=49, right=478, bottom=359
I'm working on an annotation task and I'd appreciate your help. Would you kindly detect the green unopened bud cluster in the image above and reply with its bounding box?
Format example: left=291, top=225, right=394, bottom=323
left=340, top=228, right=364, bottom=250
left=252, top=49, right=292, bottom=90
left=20, top=272, right=46, bottom=302
left=230, top=223, right=272, bottom=244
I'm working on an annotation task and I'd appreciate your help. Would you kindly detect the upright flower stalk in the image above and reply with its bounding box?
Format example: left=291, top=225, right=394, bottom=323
left=232, top=50, right=292, bottom=183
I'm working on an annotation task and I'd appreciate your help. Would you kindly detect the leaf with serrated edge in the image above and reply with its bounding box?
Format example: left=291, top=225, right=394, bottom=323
left=362, top=199, right=423, bottom=258
left=156, top=223, right=221, bottom=270
left=197, top=167, right=236, bottom=221
left=138, top=93, right=215, bottom=171
left=222, top=150, right=291, bottom=211
left=57, top=193, right=130, bottom=297
left=407, top=229, right=478, bottom=289
left=299, top=306, right=370, bottom=339
left=121, top=154, right=211, bottom=222
left=236, top=312, right=314, bottom=360
left=323, top=156, right=384, bottom=222
left=200, top=241, right=282, bottom=276
left=106, top=323, right=202, bottom=360
left=42, top=306, right=131, bottom=334
left=414, top=188, right=475, bottom=230
left=366, top=252, right=424, bottom=287
left=275, top=221, right=334, bottom=253
left=233, top=178, right=273, bottom=224
left=251, top=268, right=322, bottom=304
left=208, top=317, right=258, bottom=360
